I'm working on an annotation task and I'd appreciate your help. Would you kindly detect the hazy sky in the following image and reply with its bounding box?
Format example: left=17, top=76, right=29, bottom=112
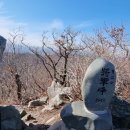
left=0, top=0, right=130, bottom=46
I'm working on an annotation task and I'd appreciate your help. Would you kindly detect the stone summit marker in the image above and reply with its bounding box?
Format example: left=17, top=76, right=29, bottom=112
left=82, top=58, right=116, bottom=111
left=48, top=58, right=116, bottom=130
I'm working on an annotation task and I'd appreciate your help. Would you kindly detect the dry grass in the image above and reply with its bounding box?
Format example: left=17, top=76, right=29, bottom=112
left=0, top=26, right=130, bottom=103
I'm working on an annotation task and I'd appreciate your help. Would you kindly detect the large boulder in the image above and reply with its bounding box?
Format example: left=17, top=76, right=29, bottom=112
left=111, top=96, right=130, bottom=129
left=42, top=94, right=72, bottom=112
left=44, top=80, right=72, bottom=111
left=28, top=96, right=48, bottom=108
left=60, top=101, right=112, bottom=130
left=47, top=80, right=72, bottom=99
left=0, top=105, right=22, bottom=130
left=47, top=120, right=70, bottom=130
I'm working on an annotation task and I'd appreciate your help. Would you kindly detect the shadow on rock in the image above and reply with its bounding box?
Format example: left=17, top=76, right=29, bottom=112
left=111, top=95, right=130, bottom=129
left=24, top=124, right=50, bottom=130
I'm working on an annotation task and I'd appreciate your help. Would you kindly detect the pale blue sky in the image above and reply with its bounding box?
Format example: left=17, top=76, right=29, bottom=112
left=0, top=0, right=130, bottom=46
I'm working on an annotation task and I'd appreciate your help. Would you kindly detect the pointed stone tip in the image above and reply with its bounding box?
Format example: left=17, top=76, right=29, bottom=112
left=92, top=57, right=111, bottom=64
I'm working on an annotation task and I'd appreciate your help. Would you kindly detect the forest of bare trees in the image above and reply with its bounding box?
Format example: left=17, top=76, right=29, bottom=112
left=0, top=26, right=130, bottom=104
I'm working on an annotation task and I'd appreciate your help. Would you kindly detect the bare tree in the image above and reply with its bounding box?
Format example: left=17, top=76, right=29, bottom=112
left=7, top=28, right=25, bottom=101
left=22, top=28, right=85, bottom=87
left=1, top=25, right=130, bottom=102
left=82, top=26, right=130, bottom=98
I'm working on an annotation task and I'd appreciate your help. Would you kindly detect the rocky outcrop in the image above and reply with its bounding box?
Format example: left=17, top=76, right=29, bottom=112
left=47, top=80, right=72, bottom=99
left=22, top=114, right=36, bottom=122
left=43, top=80, right=72, bottom=111
left=0, top=105, right=50, bottom=130
left=42, top=94, right=72, bottom=112
left=1, top=95, right=130, bottom=130
left=111, top=96, right=130, bottom=129
left=27, top=80, right=72, bottom=112
left=47, top=120, right=69, bottom=130
left=0, top=105, right=23, bottom=130
left=24, top=124, right=50, bottom=130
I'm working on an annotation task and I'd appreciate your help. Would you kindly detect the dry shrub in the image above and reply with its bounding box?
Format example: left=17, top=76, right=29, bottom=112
left=0, top=26, right=130, bottom=103
left=67, top=26, right=130, bottom=101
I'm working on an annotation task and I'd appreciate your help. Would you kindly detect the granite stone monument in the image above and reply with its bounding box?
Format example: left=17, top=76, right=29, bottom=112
left=48, top=58, right=116, bottom=130
left=82, top=57, right=116, bottom=111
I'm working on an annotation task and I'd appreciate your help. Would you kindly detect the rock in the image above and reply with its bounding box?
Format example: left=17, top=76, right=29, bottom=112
left=0, top=105, right=22, bottom=130
left=40, top=96, right=48, bottom=102
left=47, top=80, right=62, bottom=99
left=113, top=128, right=130, bottom=130
left=21, top=120, right=28, bottom=130
left=20, top=109, right=27, bottom=118
left=42, top=94, right=72, bottom=112
left=46, top=80, right=72, bottom=111
left=45, top=114, right=60, bottom=125
left=33, top=120, right=38, bottom=123
left=24, top=127, right=33, bottom=130
left=111, top=96, right=130, bottom=129
left=11, top=105, right=27, bottom=118
left=24, top=124, right=50, bottom=130
left=50, top=94, right=71, bottom=107
left=61, top=101, right=112, bottom=130
left=47, top=80, right=72, bottom=100
left=81, top=58, right=116, bottom=111
left=0, top=35, right=6, bottom=62
left=111, top=96, right=130, bottom=117
left=22, top=113, right=36, bottom=122
left=28, top=96, right=48, bottom=108
left=42, top=104, right=54, bottom=112
left=47, top=120, right=70, bottom=130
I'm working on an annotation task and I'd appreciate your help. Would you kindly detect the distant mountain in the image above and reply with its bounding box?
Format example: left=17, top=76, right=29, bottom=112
left=5, top=42, right=42, bottom=54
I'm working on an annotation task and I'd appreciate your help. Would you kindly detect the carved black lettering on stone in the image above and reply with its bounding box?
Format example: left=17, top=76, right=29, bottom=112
left=111, top=69, right=115, bottom=74
left=100, top=67, right=110, bottom=86
left=110, top=69, right=115, bottom=85
left=97, top=87, right=107, bottom=95
left=96, top=98, right=105, bottom=103
left=97, top=67, right=115, bottom=95
left=100, top=77, right=109, bottom=86
left=101, top=68, right=110, bottom=77
left=81, top=58, right=116, bottom=111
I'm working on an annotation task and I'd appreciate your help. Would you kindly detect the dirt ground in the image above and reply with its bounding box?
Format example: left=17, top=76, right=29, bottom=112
left=13, top=104, right=63, bottom=127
